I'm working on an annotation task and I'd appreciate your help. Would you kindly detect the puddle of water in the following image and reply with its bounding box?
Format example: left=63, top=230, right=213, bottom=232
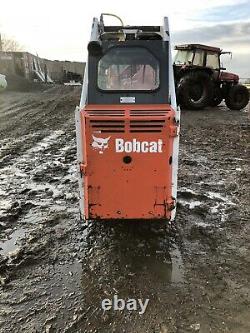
left=206, top=191, right=236, bottom=206
left=194, top=220, right=210, bottom=228
left=189, top=201, right=202, bottom=209
left=66, top=207, right=79, bottom=214
left=61, top=144, right=74, bottom=152
left=178, top=188, right=197, bottom=197
left=220, top=211, right=227, bottom=223
left=0, top=189, right=8, bottom=196
left=169, top=245, right=185, bottom=283
left=0, top=228, right=26, bottom=255
left=0, top=198, right=12, bottom=211
left=126, top=243, right=184, bottom=284
left=234, top=158, right=247, bottom=161
left=210, top=204, right=219, bottom=214
left=179, top=188, right=236, bottom=212
left=206, top=191, right=227, bottom=202
left=128, top=255, right=172, bottom=282
left=178, top=199, right=202, bottom=210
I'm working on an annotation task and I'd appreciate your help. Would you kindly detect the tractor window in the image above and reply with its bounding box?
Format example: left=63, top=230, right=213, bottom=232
left=174, top=50, right=193, bottom=65
left=193, top=50, right=204, bottom=66
left=206, top=52, right=220, bottom=69
left=97, top=47, right=160, bottom=91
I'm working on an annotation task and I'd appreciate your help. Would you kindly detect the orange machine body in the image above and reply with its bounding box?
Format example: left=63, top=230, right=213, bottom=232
left=80, top=104, right=178, bottom=220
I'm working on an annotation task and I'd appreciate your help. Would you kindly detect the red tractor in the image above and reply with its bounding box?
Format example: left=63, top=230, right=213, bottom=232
left=174, top=44, right=249, bottom=110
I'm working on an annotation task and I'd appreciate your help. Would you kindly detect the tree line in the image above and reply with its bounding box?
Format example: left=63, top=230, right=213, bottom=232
left=0, top=34, right=23, bottom=52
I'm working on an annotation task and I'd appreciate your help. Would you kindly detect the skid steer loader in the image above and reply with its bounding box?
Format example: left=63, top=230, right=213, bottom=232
left=75, top=14, right=180, bottom=222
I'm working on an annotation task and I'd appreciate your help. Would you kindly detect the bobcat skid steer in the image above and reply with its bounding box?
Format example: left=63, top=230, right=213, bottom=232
left=75, top=14, right=180, bottom=222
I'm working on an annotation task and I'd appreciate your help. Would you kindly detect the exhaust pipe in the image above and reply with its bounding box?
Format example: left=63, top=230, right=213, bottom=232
left=87, top=18, right=103, bottom=56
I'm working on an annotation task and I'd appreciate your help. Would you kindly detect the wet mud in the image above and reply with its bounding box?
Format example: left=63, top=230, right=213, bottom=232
left=0, top=87, right=249, bottom=333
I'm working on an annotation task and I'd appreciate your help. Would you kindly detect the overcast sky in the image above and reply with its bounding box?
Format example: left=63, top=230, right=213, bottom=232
left=0, top=0, right=249, bottom=77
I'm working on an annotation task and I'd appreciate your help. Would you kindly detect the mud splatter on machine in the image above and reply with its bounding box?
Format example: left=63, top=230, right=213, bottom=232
left=75, top=14, right=180, bottom=221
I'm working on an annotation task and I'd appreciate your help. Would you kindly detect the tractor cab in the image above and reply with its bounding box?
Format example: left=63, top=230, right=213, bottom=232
left=75, top=14, right=180, bottom=222
left=174, top=44, right=221, bottom=80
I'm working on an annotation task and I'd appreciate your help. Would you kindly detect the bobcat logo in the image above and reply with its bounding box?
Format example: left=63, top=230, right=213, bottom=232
left=91, top=135, right=111, bottom=154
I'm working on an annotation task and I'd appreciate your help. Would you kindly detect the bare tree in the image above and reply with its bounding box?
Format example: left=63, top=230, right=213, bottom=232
left=0, top=34, right=23, bottom=52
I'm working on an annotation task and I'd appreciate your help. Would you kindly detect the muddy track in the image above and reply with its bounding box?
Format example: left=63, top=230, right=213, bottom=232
left=0, top=87, right=249, bottom=333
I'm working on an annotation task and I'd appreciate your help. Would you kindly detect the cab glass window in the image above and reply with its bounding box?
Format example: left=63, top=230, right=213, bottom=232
left=193, top=50, right=204, bottom=66
left=206, top=52, right=220, bottom=69
left=174, top=50, right=193, bottom=65
left=97, top=47, right=160, bottom=91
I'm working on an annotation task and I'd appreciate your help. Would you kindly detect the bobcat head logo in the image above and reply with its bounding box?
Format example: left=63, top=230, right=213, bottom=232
left=91, top=135, right=111, bottom=154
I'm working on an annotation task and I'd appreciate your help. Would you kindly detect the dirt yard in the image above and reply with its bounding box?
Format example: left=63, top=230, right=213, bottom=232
left=0, top=87, right=249, bottom=333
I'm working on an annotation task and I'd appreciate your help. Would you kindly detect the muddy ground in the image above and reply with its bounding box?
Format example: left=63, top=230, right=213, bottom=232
left=0, top=86, right=249, bottom=333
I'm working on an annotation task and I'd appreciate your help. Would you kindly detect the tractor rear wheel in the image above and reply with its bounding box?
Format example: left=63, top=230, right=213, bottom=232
left=210, top=86, right=223, bottom=107
left=178, top=71, right=213, bottom=110
left=225, top=85, right=249, bottom=110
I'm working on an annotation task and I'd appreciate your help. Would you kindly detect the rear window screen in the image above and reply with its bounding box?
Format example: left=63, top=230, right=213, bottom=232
left=97, top=47, right=160, bottom=91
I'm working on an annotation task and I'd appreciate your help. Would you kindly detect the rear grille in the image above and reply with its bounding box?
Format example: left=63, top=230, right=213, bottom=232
left=129, top=120, right=165, bottom=132
left=86, top=108, right=169, bottom=133
left=130, top=110, right=167, bottom=116
left=90, top=120, right=125, bottom=133
left=87, top=110, right=125, bottom=117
